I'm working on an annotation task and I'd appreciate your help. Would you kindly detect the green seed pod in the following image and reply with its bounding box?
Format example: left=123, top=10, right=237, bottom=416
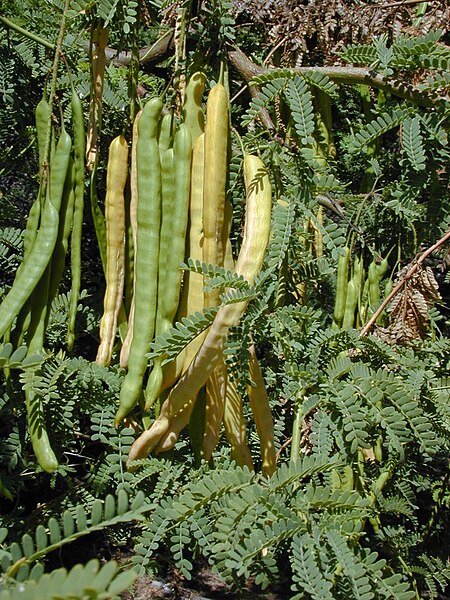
left=115, top=97, right=163, bottom=426
left=333, top=246, right=350, bottom=325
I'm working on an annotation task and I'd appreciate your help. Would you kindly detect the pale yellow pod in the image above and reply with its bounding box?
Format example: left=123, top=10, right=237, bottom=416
left=223, top=376, right=254, bottom=470
left=313, top=205, right=324, bottom=258
left=120, top=111, right=141, bottom=368
left=96, top=134, right=129, bottom=366
left=163, top=155, right=272, bottom=422
left=203, top=360, right=227, bottom=461
left=86, top=26, right=109, bottom=173
left=203, top=83, right=228, bottom=308
left=181, top=71, right=207, bottom=144
left=154, top=391, right=198, bottom=454
left=180, top=133, right=208, bottom=374
left=186, top=133, right=206, bottom=317
left=222, top=199, right=235, bottom=272
left=247, top=344, right=276, bottom=477
left=127, top=415, right=170, bottom=468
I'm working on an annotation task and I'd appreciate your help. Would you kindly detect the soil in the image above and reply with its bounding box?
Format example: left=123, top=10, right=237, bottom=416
left=119, top=566, right=285, bottom=600
left=114, top=550, right=289, bottom=600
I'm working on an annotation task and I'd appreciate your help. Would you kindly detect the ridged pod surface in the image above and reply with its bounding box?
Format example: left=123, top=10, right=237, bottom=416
left=145, top=124, right=192, bottom=410
left=0, top=130, right=71, bottom=339
left=115, top=98, right=162, bottom=426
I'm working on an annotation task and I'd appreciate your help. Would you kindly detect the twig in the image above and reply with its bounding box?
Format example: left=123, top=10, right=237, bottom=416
left=276, top=437, right=292, bottom=461
left=360, top=227, right=450, bottom=336
left=364, top=0, right=432, bottom=8
left=263, top=36, right=290, bottom=66
left=80, top=29, right=174, bottom=67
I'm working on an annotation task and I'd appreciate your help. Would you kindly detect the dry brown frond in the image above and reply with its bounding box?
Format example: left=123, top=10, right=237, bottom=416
left=385, top=263, right=441, bottom=343
left=232, top=0, right=450, bottom=67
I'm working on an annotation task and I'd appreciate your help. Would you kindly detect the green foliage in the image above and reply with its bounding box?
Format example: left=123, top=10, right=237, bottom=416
left=401, top=115, right=426, bottom=171
left=341, top=29, right=450, bottom=79
left=0, top=344, right=42, bottom=370
left=242, top=75, right=288, bottom=127
left=286, top=76, right=316, bottom=146
left=0, top=558, right=136, bottom=600
left=131, top=458, right=420, bottom=598
left=1, top=490, right=146, bottom=575
left=87, top=409, right=137, bottom=494
left=147, top=306, right=218, bottom=363
left=0, top=5, right=450, bottom=599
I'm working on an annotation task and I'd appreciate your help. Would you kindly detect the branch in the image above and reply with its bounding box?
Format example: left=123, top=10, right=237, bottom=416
left=227, top=46, right=449, bottom=108
left=360, top=228, right=450, bottom=337
left=80, top=29, right=174, bottom=67
left=364, top=0, right=433, bottom=8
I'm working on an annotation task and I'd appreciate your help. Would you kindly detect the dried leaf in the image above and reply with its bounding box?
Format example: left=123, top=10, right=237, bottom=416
left=385, top=262, right=442, bottom=344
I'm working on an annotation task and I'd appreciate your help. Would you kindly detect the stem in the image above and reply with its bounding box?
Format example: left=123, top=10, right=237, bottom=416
left=232, top=127, right=246, bottom=156
left=128, top=1, right=141, bottom=124
left=42, top=0, right=71, bottom=186
left=0, top=15, right=55, bottom=50
left=86, top=25, right=109, bottom=173
left=80, top=37, right=448, bottom=109
left=361, top=227, right=450, bottom=336
left=276, top=436, right=292, bottom=461
left=219, top=60, right=225, bottom=86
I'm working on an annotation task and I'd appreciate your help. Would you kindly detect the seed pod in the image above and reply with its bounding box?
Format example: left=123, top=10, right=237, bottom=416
left=145, top=125, right=192, bottom=411
left=120, top=110, right=141, bottom=368
left=333, top=247, right=350, bottom=326
left=223, top=376, right=253, bottom=470
left=67, top=89, right=86, bottom=351
left=182, top=71, right=206, bottom=144
left=157, top=111, right=174, bottom=161
left=203, top=361, right=227, bottom=460
left=247, top=344, right=276, bottom=477
left=0, top=130, right=71, bottom=339
left=25, top=263, right=57, bottom=474
left=342, top=279, right=358, bottom=330
left=48, top=157, right=76, bottom=307
left=203, top=83, right=228, bottom=308
left=179, top=133, right=208, bottom=374
left=144, top=147, right=175, bottom=407
left=23, top=131, right=74, bottom=474
left=96, top=135, right=129, bottom=366
left=115, top=97, right=163, bottom=426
